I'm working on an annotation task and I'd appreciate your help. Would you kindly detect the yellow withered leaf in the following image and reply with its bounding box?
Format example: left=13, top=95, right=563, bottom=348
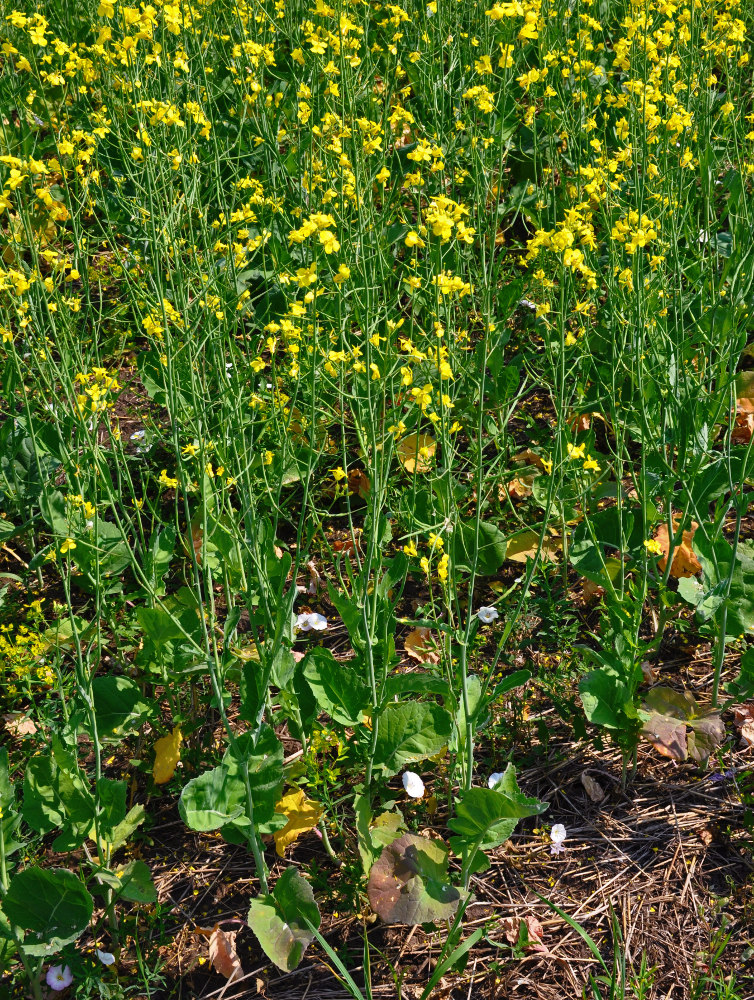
left=273, top=788, right=324, bottom=857
left=397, top=433, right=436, bottom=474
left=153, top=726, right=183, bottom=785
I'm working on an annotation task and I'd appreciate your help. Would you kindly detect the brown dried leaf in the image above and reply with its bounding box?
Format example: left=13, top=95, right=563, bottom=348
left=404, top=627, right=440, bottom=664
left=2, top=713, right=37, bottom=736
left=654, top=519, right=701, bottom=578
left=199, top=924, right=242, bottom=983
left=505, top=529, right=561, bottom=564
left=397, top=433, right=436, bottom=474
left=347, top=469, right=371, bottom=500
left=498, top=915, right=549, bottom=954
left=580, top=772, right=605, bottom=803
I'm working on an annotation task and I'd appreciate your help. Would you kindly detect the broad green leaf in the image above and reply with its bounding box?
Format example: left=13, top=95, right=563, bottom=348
left=373, top=702, right=452, bottom=775
left=113, top=860, right=157, bottom=903
left=91, top=675, right=153, bottom=742
left=451, top=521, right=507, bottom=575
left=0, top=749, right=22, bottom=857
left=449, top=769, right=547, bottom=852
left=179, top=764, right=246, bottom=831
left=2, top=867, right=93, bottom=957
left=367, top=833, right=462, bottom=925
left=247, top=867, right=320, bottom=971
left=578, top=669, right=637, bottom=731
left=303, top=647, right=369, bottom=726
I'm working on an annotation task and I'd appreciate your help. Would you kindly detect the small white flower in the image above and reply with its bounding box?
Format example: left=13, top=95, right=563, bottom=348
left=550, top=823, right=567, bottom=855
left=130, top=429, right=146, bottom=441
left=46, top=966, right=73, bottom=991
left=476, top=606, right=499, bottom=624
left=518, top=298, right=537, bottom=311
left=402, top=771, right=425, bottom=798
left=97, top=949, right=116, bottom=966
left=295, top=612, right=328, bottom=632
left=488, top=771, right=505, bottom=789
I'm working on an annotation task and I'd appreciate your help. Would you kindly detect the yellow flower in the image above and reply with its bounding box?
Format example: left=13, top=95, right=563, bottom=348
left=330, top=467, right=347, bottom=482
left=582, top=455, right=601, bottom=472
left=403, top=539, right=418, bottom=557
left=644, top=538, right=663, bottom=556
left=566, top=443, right=585, bottom=460
left=158, top=469, right=178, bottom=488
left=437, top=553, right=449, bottom=583
left=60, top=538, right=76, bottom=554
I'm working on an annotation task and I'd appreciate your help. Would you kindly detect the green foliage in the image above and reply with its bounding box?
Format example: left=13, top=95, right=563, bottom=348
left=247, top=867, right=321, bottom=972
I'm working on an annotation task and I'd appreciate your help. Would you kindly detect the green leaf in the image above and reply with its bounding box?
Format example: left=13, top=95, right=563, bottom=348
left=113, top=860, right=156, bottom=903
left=0, top=749, right=22, bottom=857
left=373, top=702, right=452, bottom=775
left=145, top=526, right=176, bottom=597
left=104, top=804, right=145, bottom=853
left=179, top=725, right=284, bottom=833
left=2, top=867, right=93, bottom=957
left=448, top=767, right=547, bottom=854
left=578, top=668, right=638, bottom=732
left=303, top=647, right=370, bottom=726
left=179, top=764, right=246, bottom=831
left=367, top=833, right=463, bottom=925
left=247, top=867, right=321, bottom=971
left=91, top=675, right=153, bottom=742
left=23, top=753, right=94, bottom=847
left=451, top=521, right=507, bottom=575
left=725, top=647, right=754, bottom=701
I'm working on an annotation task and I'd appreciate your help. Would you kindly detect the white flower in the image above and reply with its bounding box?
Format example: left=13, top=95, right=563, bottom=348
left=97, top=950, right=116, bottom=966
left=402, top=771, right=425, bottom=798
left=476, top=606, right=499, bottom=624
left=550, top=823, right=567, bottom=855
left=130, top=429, right=146, bottom=441
left=46, top=966, right=73, bottom=991
left=488, top=771, right=505, bottom=789
left=295, top=612, right=328, bottom=632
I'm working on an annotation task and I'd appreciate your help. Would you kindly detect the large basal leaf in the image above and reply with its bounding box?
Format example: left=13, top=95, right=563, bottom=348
left=367, top=833, right=462, bottom=925
left=448, top=766, right=548, bottom=853
left=451, top=521, right=507, bottom=575
left=91, top=675, right=153, bottom=742
left=179, top=725, right=284, bottom=833
left=179, top=764, right=246, bottom=831
left=2, top=867, right=93, bottom=957
left=373, top=702, right=452, bottom=775
left=23, top=749, right=95, bottom=850
left=302, top=647, right=369, bottom=726
left=640, top=686, right=724, bottom=763
left=578, top=669, right=637, bottom=731
left=0, top=749, right=22, bottom=857
left=224, top=725, right=284, bottom=829
left=247, top=867, right=320, bottom=971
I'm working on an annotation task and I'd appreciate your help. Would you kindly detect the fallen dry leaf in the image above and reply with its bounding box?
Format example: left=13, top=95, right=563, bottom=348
left=153, top=726, right=183, bottom=785
left=404, top=627, right=440, bottom=664
left=397, top=433, right=436, bottom=474
left=580, top=772, right=605, bottom=803
left=505, top=529, right=561, bottom=564
left=3, top=713, right=37, bottom=736
left=733, top=702, right=754, bottom=746
left=498, top=915, right=549, bottom=954
left=273, top=787, right=324, bottom=857
left=203, top=924, right=243, bottom=983
left=654, top=519, right=701, bottom=578
left=347, top=468, right=371, bottom=500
